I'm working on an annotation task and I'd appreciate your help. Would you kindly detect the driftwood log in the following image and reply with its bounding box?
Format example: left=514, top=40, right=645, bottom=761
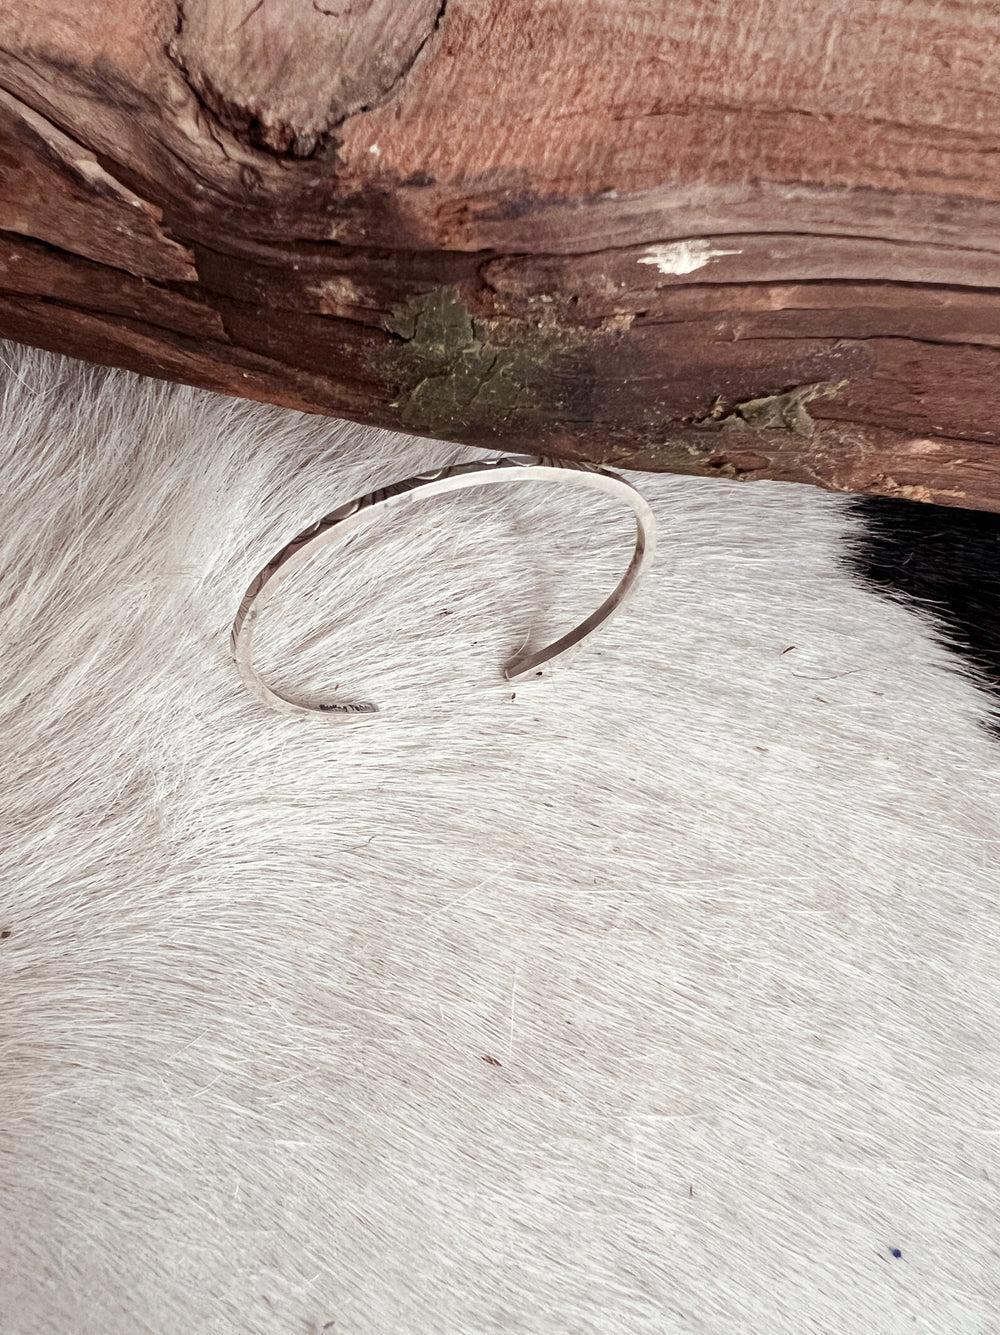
left=2, top=1, right=1000, bottom=511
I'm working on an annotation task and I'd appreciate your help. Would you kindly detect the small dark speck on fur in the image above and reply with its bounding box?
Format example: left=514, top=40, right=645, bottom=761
left=891, top=1248, right=903, bottom=1259
left=0, top=929, right=10, bottom=940
left=481, top=1055, right=502, bottom=1067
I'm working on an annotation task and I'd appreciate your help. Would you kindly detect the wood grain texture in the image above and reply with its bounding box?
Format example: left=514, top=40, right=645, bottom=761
left=170, top=0, right=444, bottom=155
left=2, top=0, right=1000, bottom=509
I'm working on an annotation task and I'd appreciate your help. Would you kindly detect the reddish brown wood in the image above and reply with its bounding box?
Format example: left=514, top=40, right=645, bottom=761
left=2, top=0, right=1000, bottom=509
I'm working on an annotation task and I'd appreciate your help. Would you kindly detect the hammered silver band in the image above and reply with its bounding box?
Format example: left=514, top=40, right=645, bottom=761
left=232, top=455, right=656, bottom=720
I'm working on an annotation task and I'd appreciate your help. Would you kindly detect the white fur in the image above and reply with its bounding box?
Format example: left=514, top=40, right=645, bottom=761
left=0, top=345, right=998, bottom=1335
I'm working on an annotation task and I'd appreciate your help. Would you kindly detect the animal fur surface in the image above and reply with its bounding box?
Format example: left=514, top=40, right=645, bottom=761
left=0, top=344, right=999, bottom=1335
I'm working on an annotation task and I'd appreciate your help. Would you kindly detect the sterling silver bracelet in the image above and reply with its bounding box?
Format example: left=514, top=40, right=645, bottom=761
left=231, top=455, right=656, bottom=720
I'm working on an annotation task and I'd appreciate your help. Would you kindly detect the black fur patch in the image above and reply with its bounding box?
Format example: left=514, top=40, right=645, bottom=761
left=847, top=497, right=1000, bottom=719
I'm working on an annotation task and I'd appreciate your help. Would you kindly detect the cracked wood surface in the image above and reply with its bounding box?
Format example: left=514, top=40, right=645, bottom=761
left=2, top=0, right=1000, bottom=510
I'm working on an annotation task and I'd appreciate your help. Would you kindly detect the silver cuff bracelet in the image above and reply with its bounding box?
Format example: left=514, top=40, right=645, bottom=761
left=232, top=455, right=656, bottom=720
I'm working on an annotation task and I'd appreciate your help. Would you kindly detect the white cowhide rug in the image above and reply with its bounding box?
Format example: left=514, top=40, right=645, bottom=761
left=1, top=344, right=998, bottom=1335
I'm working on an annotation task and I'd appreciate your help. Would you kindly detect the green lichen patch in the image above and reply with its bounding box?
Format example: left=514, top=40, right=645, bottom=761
left=694, top=380, right=848, bottom=437
left=386, top=286, right=583, bottom=438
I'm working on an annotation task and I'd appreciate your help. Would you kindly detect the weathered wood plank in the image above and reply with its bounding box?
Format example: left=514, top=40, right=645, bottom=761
left=2, top=0, right=1000, bottom=510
